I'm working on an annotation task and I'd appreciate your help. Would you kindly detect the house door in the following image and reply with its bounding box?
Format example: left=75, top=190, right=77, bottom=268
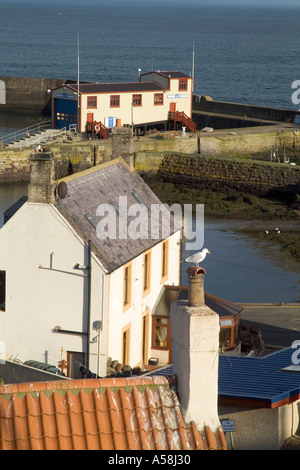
left=122, top=326, right=131, bottom=365
left=67, top=351, right=86, bottom=379
left=169, top=102, right=176, bottom=113
left=54, top=98, right=78, bottom=130
left=142, top=311, right=150, bottom=367
left=87, top=113, right=94, bottom=123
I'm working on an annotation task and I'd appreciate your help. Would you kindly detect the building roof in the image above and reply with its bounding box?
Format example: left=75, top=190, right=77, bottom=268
left=67, top=81, right=165, bottom=94
left=0, top=376, right=226, bottom=450
left=3, top=196, right=27, bottom=224
left=55, top=158, right=180, bottom=273
left=152, top=285, right=242, bottom=319
left=141, top=71, right=191, bottom=80
left=218, top=346, right=300, bottom=408
left=148, top=346, right=300, bottom=409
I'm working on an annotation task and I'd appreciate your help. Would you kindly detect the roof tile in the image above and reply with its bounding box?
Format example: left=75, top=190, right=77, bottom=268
left=0, top=376, right=226, bottom=450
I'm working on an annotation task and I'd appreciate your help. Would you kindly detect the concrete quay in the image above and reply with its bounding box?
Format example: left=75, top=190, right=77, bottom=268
left=240, top=303, right=300, bottom=349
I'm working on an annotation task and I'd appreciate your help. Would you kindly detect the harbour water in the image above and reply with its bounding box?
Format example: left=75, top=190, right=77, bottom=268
left=1, top=182, right=299, bottom=304
left=1, top=1, right=300, bottom=110
left=1, top=1, right=300, bottom=304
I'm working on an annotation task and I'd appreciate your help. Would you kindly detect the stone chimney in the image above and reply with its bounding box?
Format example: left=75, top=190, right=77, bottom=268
left=111, top=127, right=134, bottom=169
left=28, top=149, right=56, bottom=204
left=170, top=266, right=221, bottom=431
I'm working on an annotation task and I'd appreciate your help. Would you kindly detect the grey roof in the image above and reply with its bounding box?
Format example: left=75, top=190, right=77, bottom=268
left=55, top=158, right=180, bottom=273
left=3, top=196, right=27, bottom=224
left=68, top=81, right=165, bottom=94
left=141, top=71, right=191, bottom=79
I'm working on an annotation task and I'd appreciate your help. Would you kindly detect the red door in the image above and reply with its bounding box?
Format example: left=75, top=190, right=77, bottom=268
left=169, top=102, right=176, bottom=113
left=87, top=113, right=94, bottom=122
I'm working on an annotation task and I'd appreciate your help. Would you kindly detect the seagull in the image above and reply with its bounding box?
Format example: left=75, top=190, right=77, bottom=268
left=184, top=248, right=211, bottom=267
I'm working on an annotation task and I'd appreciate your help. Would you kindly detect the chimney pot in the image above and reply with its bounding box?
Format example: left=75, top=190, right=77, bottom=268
left=187, top=267, right=206, bottom=307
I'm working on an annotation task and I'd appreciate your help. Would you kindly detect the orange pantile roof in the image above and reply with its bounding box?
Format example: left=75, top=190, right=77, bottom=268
left=0, top=376, right=226, bottom=451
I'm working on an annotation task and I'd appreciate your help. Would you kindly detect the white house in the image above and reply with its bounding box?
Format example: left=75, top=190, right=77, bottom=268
left=0, top=151, right=181, bottom=378
left=51, top=70, right=195, bottom=136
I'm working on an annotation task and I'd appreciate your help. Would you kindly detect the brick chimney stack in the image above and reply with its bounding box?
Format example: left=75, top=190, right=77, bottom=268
left=28, top=149, right=56, bottom=204
left=111, top=127, right=134, bottom=169
left=170, top=266, right=221, bottom=432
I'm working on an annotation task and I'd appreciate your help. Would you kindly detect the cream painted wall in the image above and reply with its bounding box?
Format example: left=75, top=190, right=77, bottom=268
left=107, top=230, right=181, bottom=368
left=219, top=401, right=300, bottom=450
left=167, top=77, right=193, bottom=117
left=0, top=203, right=108, bottom=376
left=81, top=91, right=169, bottom=129
left=79, top=78, right=192, bottom=130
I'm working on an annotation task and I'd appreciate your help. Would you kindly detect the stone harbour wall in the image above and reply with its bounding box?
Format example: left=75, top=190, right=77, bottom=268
left=0, top=141, right=112, bottom=182
left=158, top=154, right=300, bottom=197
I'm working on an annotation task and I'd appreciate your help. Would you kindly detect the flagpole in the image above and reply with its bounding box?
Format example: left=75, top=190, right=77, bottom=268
left=77, top=33, right=80, bottom=106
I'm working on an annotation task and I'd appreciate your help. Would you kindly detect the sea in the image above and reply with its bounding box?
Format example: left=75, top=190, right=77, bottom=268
left=0, top=0, right=300, bottom=303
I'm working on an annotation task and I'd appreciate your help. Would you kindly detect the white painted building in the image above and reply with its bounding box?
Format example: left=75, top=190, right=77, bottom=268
left=0, top=152, right=181, bottom=378
left=51, top=71, right=195, bottom=136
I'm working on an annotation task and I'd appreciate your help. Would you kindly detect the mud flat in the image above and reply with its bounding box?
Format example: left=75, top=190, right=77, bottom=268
left=141, top=171, right=300, bottom=266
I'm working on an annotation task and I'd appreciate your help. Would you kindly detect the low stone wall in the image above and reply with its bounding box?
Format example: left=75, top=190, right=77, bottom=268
left=0, top=141, right=112, bottom=182
left=158, top=154, right=300, bottom=197
left=1, top=127, right=300, bottom=184
left=0, top=147, right=69, bottom=182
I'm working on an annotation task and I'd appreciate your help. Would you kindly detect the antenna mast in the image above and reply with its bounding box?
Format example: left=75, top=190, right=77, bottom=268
left=77, top=33, right=80, bottom=107
left=192, top=41, right=195, bottom=80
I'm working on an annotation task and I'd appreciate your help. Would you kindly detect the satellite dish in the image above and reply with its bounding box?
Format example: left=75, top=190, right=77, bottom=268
left=57, top=181, right=68, bottom=199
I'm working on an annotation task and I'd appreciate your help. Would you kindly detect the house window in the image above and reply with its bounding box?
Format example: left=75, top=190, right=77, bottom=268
left=132, top=94, right=142, bottom=107
left=123, top=263, right=132, bottom=309
left=161, top=240, right=169, bottom=281
left=122, top=326, right=131, bottom=365
left=87, top=96, right=97, bottom=108
left=219, top=317, right=239, bottom=351
left=178, top=79, right=187, bottom=91
left=110, top=95, right=120, bottom=107
left=67, top=351, right=85, bottom=379
left=143, top=251, right=151, bottom=295
left=152, top=317, right=171, bottom=350
left=0, top=271, right=5, bottom=311
left=154, top=93, right=163, bottom=106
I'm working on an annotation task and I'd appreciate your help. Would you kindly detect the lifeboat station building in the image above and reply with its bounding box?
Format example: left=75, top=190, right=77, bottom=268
left=51, top=71, right=196, bottom=137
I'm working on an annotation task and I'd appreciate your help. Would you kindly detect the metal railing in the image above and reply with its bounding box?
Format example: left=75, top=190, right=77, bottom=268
left=0, top=120, right=52, bottom=146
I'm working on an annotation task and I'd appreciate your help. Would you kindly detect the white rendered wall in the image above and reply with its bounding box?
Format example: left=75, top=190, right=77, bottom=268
left=171, top=300, right=221, bottom=432
left=0, top=203, right=107, bottom=375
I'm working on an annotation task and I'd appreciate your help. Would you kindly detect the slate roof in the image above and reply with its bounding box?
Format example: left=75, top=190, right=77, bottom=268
left=55, top=158, right=180, bottom=273
left=67, top=81, right=165, bottom=94
left=141, top=71, right=191, bottom=80
left=148, top=346, right=300, bottom=409
left=0, top=376, right=227, bottom=450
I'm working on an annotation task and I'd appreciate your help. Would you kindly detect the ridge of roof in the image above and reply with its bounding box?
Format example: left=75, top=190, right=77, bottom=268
left=56, top=156, right=128, bottom=184
left=0, top=377, right=227, bottom=450
left=67, top=81, right=166, bottom=93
